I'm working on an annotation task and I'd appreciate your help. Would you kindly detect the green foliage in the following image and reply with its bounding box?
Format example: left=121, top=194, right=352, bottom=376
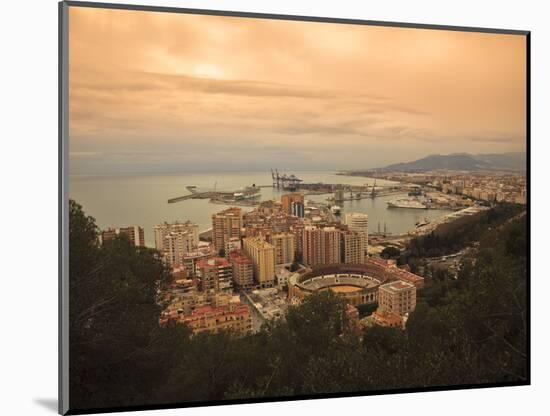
left=356, top=302, right=378, bottom=317
left=363, top=326, right=406, bottom=354
left=380, top=246, right=401, bottom=259
left=69, top=200, right=178, bottom=410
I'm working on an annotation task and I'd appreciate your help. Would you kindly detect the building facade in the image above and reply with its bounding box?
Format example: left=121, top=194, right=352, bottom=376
left=291, top=201, right=305, bottom=218
left=161, top=296, right=252, bottom=336
left=341, top=230, right=367, bottom=264
left=378, top=280, right=417, bottom=316
left=281, top=193, right=305, bottom=215
left=243, top=237, right=276, bottom=288
left=195, top=257, right=233, bottom=293
left=224, top=236, right=242, bottom=255
left=154, top=221, right=198, bottom=250
left=154, top=221, right=199, bottom=267
left=228, top=250, right=255, bottom=291
left=212, top=207, right=243, bottom=253
left=270, top=232, right=296, bottom=265
left=302, top=226, right=341, bottom=266
left=344, top=212, right=368, bottom=252
left=182, top=244, right=215, bottom=277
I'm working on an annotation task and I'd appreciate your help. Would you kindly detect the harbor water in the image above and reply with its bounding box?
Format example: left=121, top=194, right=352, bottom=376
left=69, top=171, right=453, bottom=247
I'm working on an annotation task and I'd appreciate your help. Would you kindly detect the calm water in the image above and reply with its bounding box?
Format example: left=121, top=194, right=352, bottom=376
left=69, top=171, right=452, bottom=247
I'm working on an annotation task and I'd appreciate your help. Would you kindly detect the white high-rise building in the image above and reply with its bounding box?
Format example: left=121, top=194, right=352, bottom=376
left=344, top=213, right=369, bottom=255
left=345, top=212, right=369, bottom=234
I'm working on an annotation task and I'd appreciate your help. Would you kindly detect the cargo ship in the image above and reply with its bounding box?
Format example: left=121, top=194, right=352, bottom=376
left=387, top=198, right=427, bottom=209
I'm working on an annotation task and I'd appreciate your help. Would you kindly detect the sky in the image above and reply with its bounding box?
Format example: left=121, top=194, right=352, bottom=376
left=68, top=6, right=527, bottom=174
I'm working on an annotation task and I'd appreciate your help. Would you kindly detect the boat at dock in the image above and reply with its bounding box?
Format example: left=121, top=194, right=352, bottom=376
left=387, top=198, right=427, bottom=209
left=233, top=185, right=261, bottom=200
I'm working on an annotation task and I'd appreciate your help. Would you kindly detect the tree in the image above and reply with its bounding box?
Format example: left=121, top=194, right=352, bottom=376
left=363, top=325, right=406, bottom=355
left=356, top=302, right=377, bottom=317
left=381, top=246, right=401, bottom=259
left=69, top=200, right=177, bottom=409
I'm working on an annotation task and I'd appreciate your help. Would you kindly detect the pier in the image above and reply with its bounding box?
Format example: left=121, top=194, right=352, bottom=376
left=168, top=184, right=262, bottom=206
left=168, top=191, right=213, bottom=204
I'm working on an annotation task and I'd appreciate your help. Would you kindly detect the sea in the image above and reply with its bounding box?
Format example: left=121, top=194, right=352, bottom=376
left=69, top=171, right=452, bottom=247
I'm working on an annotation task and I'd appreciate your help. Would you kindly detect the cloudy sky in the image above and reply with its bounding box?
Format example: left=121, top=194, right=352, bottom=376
left=68, top=6, right=527, bottom=174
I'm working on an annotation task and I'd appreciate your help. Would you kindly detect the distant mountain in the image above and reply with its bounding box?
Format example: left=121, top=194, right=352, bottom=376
left=378, top=152, right=526, bottom=172
left=472, top=153, right=527, bottom=171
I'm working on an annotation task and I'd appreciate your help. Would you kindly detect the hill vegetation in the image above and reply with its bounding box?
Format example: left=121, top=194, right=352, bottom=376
left=399, top=203, right=525, bottom=273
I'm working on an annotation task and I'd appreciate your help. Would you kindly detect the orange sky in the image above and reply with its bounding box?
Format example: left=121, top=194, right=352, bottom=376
left=68, top=6, right=527, bottom=174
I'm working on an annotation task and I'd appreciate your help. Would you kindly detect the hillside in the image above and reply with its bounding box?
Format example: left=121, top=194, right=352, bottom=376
left=379, top=152, right=526, bottom=172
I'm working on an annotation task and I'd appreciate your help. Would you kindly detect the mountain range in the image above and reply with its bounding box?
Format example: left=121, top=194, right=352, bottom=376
left=377, top=152, right=526, bottom=172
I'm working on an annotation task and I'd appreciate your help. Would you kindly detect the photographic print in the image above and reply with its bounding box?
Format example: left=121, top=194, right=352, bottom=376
left=60, top=2, right=529, bottom=414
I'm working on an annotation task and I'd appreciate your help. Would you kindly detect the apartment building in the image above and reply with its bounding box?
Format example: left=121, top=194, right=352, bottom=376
left=195, top=257, right=233, bottom=293
left=212, top=207, right=243, bottom=252
left=341, top=230, right=367, bottom=264
left=228, top=250, right=255, bottom=291
left=281, top=193, right=305, bottom=215
left=243, top=237, right=276, bottom=288
left=154, top=221, right=199, bottom=267
left=302, top=226, right=340, bottom=266
left=270, top=232, right=296, bottom=265
left=378, top=280, right=417, bottom=316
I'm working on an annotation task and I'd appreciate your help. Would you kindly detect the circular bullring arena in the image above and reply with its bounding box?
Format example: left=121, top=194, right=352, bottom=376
left=288, top=264, right=391, bottom=306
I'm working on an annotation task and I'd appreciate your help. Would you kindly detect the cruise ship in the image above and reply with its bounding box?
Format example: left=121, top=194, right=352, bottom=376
left=233, top=185, right=261, bottom=200
left=387, top=198, right=427, bottom=209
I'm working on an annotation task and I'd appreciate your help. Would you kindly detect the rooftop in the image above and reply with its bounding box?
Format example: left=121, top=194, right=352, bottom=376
left=380, top=280, right=415, bottom=293
left=229, top=251, right=253, bottom=264
left=197, top=256, right=230, bottom=268
left=244, top=236, right=274, bottom=249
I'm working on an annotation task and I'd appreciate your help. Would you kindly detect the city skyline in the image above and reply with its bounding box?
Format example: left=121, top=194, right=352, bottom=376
left=69, top=7, right=526, bottom=174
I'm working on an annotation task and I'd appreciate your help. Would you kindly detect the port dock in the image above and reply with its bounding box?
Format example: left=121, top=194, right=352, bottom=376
left=168, top=184, right=262, bottom=206
left=168, top=191, right=213, bottom=204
